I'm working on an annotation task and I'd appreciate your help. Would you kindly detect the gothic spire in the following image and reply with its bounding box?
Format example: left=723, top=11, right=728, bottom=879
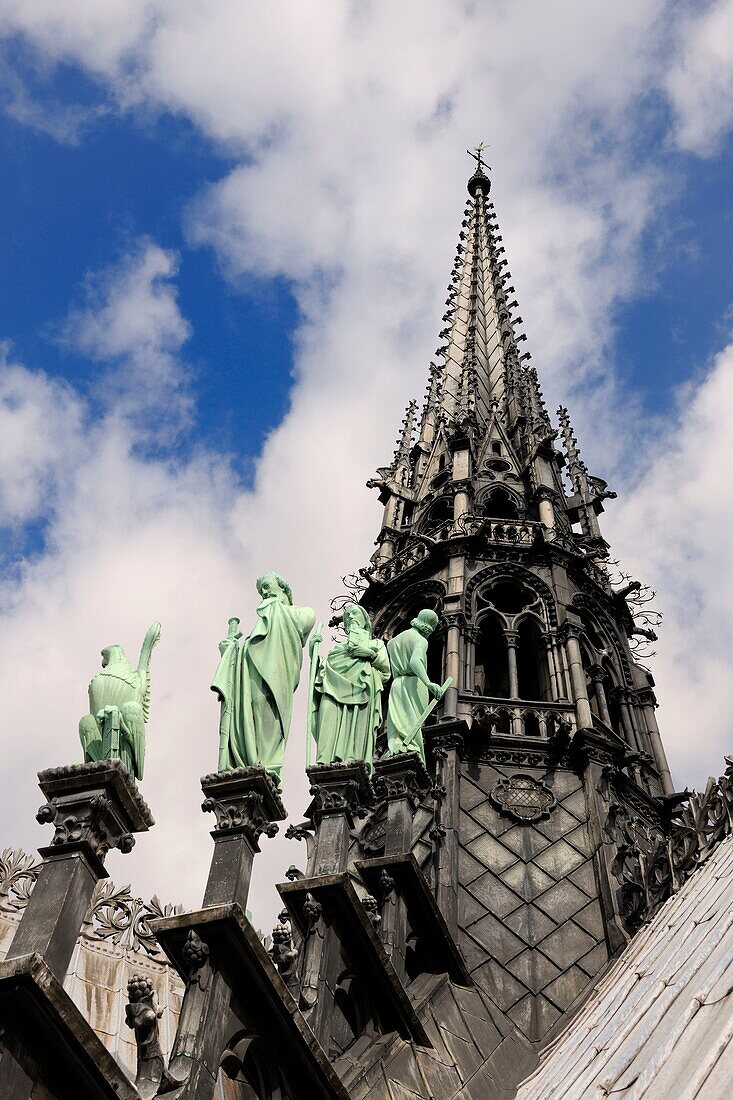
left=434, top=151, right=528, bottom=432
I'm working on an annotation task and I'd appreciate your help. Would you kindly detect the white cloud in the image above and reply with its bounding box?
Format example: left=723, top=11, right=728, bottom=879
left=0, top=1, right=731, bottom=929
left=61, top=240, right=193, bottom=439
left=607, top=340, right=733, bottom=787
left=0, top=345, right=84, bottom=528
left=665, top=0, right=733, bottom=155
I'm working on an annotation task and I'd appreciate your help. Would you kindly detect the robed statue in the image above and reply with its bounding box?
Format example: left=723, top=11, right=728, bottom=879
left=212, top=572, right=315, bottom=785
left=309, top=604, right=391, bottom=772
left=386, top=609, right=450, bottom=764
left=79, top=622, right=162, bottom=780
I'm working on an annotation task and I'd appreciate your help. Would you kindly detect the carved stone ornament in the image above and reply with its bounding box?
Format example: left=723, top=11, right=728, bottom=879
left=305, top=759, right=373, bottom=825
left=356, top=805, right=387, bottom=856
left=0, top=848, right=40, bottom=913
left=363, top=894, right=382, bottom=930
left=181, top=930, right=210, bottom=990
left=125, top=972, right=173, bottom=1099
left=426, top=728, right=464, bottom=758
left=200, top=765, right=286, bottom=846
left=36, top=760, right=154, bottom=862
left=302, top=891, right=322, bottom=927
left=372, top=751, right=431, bottom=806
left=489, top=774, right=557, bottom=823
left=85, top=880, right=183, bottom=957
left=1, top=847, right=183, bottom=959
left=268, top=909, right=299, bottom=983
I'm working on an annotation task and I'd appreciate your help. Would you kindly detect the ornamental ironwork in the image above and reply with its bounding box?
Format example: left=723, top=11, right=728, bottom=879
left=489, top=774, right=557, bottom=823
left=606, top=755, right=733, bottom=932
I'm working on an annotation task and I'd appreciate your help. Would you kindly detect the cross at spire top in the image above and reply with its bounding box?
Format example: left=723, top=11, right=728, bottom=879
left=467, top=142, right=491, bottom=174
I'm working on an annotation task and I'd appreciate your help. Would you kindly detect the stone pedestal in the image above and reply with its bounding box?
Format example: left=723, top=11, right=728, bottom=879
left=369, top=752, right=430, bottom=981
left=306, top=760, right=373, bottom=875
left=200, top=766, right=286, bottom=910
left=427, top=726, right=465, bottom=935
left=0, top=760, right=153, bottom=1100
left=6, top=761, right=153, bottom=982
left=292, top=761, right=372, bottom=1046
left=156, top=766, right=285, bottom=1098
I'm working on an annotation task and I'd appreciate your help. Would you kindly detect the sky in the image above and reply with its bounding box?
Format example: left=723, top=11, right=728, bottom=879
left=0, top=0, right=732, bottom=931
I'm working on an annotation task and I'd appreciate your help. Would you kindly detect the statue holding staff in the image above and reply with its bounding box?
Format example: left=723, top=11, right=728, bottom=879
left=212, top=573, right=315, bottom=786
left=386, top=609, right=449, bottom=764
left=309, top=604, right=390, bottom=772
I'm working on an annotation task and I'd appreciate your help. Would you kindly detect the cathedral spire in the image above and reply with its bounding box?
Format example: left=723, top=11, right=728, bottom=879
left=428, top=151, right=530, bottom=437
left=359, top=151, right=676, bottom=1051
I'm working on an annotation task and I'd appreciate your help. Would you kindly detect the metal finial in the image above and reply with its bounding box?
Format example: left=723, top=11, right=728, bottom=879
left=467, top=142, right=491, bottom=173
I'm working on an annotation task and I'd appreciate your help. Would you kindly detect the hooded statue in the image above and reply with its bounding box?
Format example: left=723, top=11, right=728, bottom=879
left=310, top=603, right=390, bottom=772
left=386, top=609, right=444, bottom=764
left=79, top=622, right=161, bottom=780
left=212, top=573, right=315, bottom=785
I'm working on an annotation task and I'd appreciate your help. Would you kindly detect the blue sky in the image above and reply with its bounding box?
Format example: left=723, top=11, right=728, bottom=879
left=0, top=67, right=298, bottom=476
left=0, top=1, right=731, bottom=921
left=612, top=139, right=733, bottom=408
left=1, top=42, right=731, bottom=490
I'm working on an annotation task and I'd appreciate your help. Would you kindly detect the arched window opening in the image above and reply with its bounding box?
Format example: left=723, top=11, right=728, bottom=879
left=516, top=617, right=551, bottom=701
left=580, top=615, right=604, bottom=652
left=603, top=659, right=623, bottom=737
left=581, top=645, right=600, bottom=719
left=422, top=496, right=452, bottom=533
left=491, top=440, right=502, bottom=455
left=492, top=708, right=511, bottom=734
left=524, top=711, right=540, bottom=737
left=438, top=453, right=446, bottom=470
left=220, top=1033, right=289, bottom=1100
left=475, top=615, right=509, bottom=697
left=480, top=487, right=519, bottom=520
left=330, top=971, right=375, bottom=1059
left=400, top=502, right=413, bottom=527
left=485, top=580, right=532, bottom=616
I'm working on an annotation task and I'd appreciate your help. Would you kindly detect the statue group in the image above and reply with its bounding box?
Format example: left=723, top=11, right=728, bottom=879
left=212, top=576, right=449, bottom=783
left=79, top=573, right=449, bottom=789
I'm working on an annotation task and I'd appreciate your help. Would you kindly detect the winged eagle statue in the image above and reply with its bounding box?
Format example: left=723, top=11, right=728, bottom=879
left=79, top=622, right=162, bottom=781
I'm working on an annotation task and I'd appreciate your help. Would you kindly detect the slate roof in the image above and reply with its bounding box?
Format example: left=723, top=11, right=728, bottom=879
left=335, top=972, right=537, bottom=1100
left=515, top=833, right=733, bottom=1098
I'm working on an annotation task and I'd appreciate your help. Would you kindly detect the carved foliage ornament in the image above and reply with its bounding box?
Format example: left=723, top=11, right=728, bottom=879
left=0, top=848, right=38, bottom=913
left=201, top=790, right=279, bottom=841
left=0, top=847, right=181, bottom=960
left=36, top=792, right=135, bottom=857
left=490, top=774, right=557, bottom=823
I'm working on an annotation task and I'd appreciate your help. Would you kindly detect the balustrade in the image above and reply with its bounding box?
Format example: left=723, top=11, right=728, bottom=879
left=369, top=516, right=545, bottom=584
left=464, top=694, right=576, bottom=740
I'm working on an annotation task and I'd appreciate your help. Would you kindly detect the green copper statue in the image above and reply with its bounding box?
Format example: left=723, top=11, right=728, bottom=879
left=79, top=621, right=162, bottom=780
left=386, top=609, right=450, bottom=764
left=308, top=604, right=390, bottom=772
left=212, top=573, right=316, bottom=785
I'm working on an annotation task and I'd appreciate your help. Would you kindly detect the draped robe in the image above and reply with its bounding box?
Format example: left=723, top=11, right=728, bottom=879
left=212, top=596, right=315, bottom=784
left=314, top=622, right=390, bottom=771
left=386, top=627, right=430, bottom=762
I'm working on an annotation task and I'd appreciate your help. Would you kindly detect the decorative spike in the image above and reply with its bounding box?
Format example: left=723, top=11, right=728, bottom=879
left=392, top=399, right=418, bottom=470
